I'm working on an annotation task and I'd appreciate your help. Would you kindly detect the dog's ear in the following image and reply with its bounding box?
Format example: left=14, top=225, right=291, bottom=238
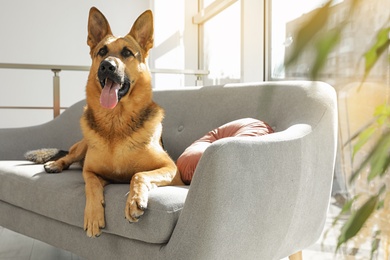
left=87, top=7, right=112, bottom=53
left=129, top=10, right=154, bottom=56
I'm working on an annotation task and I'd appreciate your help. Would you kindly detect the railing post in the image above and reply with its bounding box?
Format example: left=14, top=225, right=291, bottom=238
left=195, top=74, right=204, bottom=86
left=52, top=69, right=61, bottom=118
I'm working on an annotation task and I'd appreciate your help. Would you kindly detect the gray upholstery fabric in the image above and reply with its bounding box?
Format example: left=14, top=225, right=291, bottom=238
left=0, top=81, right=338, bottom=260
left=0, top=100, right=85, bottom=160
left=0, top=161, right=188, bottom=244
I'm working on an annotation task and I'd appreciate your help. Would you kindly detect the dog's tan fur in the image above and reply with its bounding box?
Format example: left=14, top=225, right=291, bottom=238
left=43, top=7, right=183, bottom=237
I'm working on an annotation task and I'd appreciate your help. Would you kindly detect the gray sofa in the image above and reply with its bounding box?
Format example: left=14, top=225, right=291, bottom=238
left=0, top=81, right=337, bottom=260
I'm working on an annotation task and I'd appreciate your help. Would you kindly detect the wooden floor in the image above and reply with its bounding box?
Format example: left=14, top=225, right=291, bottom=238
left=0, top=198, right=377, bottom=260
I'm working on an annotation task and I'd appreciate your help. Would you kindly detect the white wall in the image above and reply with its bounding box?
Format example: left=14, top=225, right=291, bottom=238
left=0, top=1, right=151, bottom=64
left=0, top=1, right=150, bottom=128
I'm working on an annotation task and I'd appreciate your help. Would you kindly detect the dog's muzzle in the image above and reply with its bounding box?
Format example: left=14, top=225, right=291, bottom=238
left=98, top=59, right=131, bottom=109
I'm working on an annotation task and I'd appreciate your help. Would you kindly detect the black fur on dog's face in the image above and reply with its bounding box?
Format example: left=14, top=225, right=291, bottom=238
left=97, top=56, right=131, bottom=109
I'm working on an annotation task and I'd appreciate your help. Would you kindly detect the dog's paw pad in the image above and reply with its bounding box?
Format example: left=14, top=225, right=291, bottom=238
left=125, top=198, right=146, bottom=223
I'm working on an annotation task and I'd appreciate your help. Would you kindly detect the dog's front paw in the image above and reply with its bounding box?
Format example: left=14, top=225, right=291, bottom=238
left=125, top=194, right=148, bottom=222
left=43, top=161, right=63, bottom=173
left=84, top=202, right=105, bottom=238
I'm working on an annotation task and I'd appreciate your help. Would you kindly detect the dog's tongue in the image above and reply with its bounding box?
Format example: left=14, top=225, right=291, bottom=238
left=100, top=79, right=120, bottom=109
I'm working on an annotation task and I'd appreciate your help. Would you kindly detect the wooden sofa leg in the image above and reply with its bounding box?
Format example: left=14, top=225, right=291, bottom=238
left=289, top=251, right=302, bottom=260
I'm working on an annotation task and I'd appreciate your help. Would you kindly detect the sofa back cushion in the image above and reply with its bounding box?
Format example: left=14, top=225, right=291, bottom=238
left=154, top=82, right=325, bottom=161
left=31, top=81, right=328, bottom=163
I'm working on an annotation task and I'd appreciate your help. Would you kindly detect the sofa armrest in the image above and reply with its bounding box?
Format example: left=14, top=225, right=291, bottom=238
left=0, top=125, right=50, bottom=160
left=0, top=100, right=84, bottom=160
left=164, top=122, right=336, bottom=259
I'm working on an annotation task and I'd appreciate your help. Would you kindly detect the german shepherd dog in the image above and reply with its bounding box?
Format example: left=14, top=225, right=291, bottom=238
left=26, top=7, right=183, bottom=237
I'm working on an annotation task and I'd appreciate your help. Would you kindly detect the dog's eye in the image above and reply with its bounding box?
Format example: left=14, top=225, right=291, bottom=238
left=121, top=48, right=134, bottom=58
left=98, top=46, right=108, bottom=57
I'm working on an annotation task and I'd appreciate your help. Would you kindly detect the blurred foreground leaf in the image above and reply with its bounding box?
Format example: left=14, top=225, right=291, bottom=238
left=352, top=125, right=376, bottom=159
left=350, top=132, right=390, bottom=183
left=374, top=103, right=390, bottom=125
left=323, top=195, right=359, bottom=243
left=310, top=28, right=341, bottom=79
left=364, top=26, right=390, bottom=76
left=285, top=1, right=332, bottom=67
left=336, top=195, right=379, bottom=251
left=370, top=230, right=381, bottom=260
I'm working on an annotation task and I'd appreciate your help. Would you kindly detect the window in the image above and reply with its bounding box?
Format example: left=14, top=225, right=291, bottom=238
left=149, top=0, right=187, bottom=88
left=201, top=1, right=241, bottom=85
left=150, top=0, right=242, bottom=88
left=150, top=0, right=264, bottom=88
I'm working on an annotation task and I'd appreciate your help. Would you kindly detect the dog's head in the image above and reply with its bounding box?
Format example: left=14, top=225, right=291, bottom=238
left=87, top=7, right=154, bottom=109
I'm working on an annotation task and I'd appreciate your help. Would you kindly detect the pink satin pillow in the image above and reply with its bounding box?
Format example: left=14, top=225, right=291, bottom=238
left=177, top=118, right=274, bottom=184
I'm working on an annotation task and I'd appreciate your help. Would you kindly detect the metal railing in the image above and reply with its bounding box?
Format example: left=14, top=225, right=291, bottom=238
left=0, top=63, right=208, bottom=118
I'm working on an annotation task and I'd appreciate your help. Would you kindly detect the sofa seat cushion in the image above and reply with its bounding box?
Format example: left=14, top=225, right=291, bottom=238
left=177, top=118, right=274, bottom=184
left=0, top=161, right=188, bottom=244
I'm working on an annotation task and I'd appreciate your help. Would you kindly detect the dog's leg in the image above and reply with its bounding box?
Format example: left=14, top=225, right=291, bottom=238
left=125, top=165, right=183, bottom=222
left=44, top=139, right=87, bottom=173
left=83, top=170, right=109, bottom=237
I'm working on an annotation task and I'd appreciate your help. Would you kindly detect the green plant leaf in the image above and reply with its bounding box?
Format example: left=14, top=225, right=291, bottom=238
left=285, top=1, right=332, bottom=67
left=377, top=199, right=384, bottom=210
left=323, top=195, right=359, bottom=242
left=336, top=195, right=379, bottom=251
left=350, top=132, right=390, bottom=184
left=310, top=28, right=341, bottom=79
left=352, top=125, right=377, bottom=159
left=335, top=197, right=357, bottom=223
left=344, top=119, right=376, bottom=147
left=363, top=26, right=390, bottom=80
left=374, top=103, right=390, bottom=118
left=370, top=230, right=381, bottom=260
left=368, top=133, right=390, bottom=181
left=374, top=103, right=390, bottom=126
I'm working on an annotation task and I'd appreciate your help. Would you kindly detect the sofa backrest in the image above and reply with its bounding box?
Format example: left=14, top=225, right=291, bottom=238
left=0, top=81, right=332, bottom=161
left=154, top=81, right=334, bottom=160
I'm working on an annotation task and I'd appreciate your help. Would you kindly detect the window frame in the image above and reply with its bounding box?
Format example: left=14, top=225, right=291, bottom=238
left=194, top=0, right=266, bottom=84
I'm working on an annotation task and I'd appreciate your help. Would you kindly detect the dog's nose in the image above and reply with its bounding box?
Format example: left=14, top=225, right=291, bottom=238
left=99, top=60, right=117, bottom=73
